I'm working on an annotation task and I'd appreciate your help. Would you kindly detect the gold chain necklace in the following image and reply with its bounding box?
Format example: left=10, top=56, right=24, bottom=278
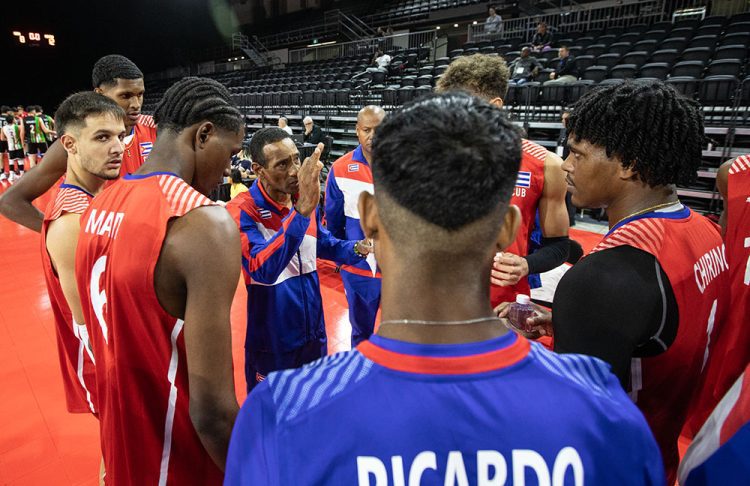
left=611, top=200, right=680, bottom=229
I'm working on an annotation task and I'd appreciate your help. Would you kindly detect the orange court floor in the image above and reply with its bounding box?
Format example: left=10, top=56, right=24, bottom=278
left=0, top=177, right=682, bottom=485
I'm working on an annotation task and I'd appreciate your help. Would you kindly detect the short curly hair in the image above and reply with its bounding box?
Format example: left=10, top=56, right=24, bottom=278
left=567, top=80, right=705, bottom=187
left=435, top=54, right=510, bottom=101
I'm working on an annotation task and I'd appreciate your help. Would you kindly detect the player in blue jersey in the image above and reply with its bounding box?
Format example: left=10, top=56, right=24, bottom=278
left=225, top=93, right=664, bottom=485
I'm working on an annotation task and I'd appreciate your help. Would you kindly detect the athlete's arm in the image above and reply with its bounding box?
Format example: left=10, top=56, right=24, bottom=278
left=716, top=159, right=731, bottom=237
left=157, top=206, right=240, bottom=471
left=45, top=213, right=87, bottom=324
left=492, top=152, right=570, bottom=285
left=553, top=245, right=678, bottom=387
left=316, top=209, right=364, bottom=265
left=0, top=140, right=67, bottom=232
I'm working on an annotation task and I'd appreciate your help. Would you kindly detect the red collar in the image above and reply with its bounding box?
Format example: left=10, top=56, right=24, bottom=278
left=357, top=336, right=530, bottom=375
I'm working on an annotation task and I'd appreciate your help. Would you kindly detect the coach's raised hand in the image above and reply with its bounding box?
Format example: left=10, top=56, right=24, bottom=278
left=294, top=142, right=325, bottom=217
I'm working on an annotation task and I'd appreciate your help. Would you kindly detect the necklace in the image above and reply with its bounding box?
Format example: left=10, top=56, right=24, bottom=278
left=611, top=200, right=680, bottom=229
left=380, top=316, right=501, bottom=326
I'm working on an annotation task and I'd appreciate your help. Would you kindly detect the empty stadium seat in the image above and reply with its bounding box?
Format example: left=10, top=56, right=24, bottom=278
left=609, top=64, right=638, bottom=79
left=660, top=37, right=689, bottom=51
left=722, top=32, right=750, bottom=46
left=584, top=44, right=607, bottom=57
left=714, top=45, right=748, bottom=62
left=650, top=49, right=680, bottom=65
left=608, top=42, right=632, bottom=56
left=688, top=35, right=718, bottom=49
left=671, top=61, right=705, bottom=78
left=567, top=80, right=595, bottom=103
left=666, top=76, right=699, bottom=98
left=620, top=51, right=649, bottom=68
left=681, top=47, right=713, bottom=63
left=575, top=55, right=595, bottom=72
left=639, top=63, right=671, bottom=79
left=596, top=53, right=622, bottom=69
left=700, top=75, right=740, bottom=104
left=725, top=22, right=750, bottom=35
left=706, top=59, right=742, bottom=77
left=583, top=66, right=608, bottom=82
left=632, top=39, right=659, bottom=53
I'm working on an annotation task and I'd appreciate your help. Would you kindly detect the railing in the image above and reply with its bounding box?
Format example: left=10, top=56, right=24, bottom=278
left=467, top=0, right=750, bottom=43
left=288, top=30, right=438, bottom=64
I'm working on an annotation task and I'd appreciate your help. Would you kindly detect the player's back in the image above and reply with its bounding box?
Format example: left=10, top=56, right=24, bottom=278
left=75, top=172, right=222, bottom=485
left=225, top=333, right=664, bottom=485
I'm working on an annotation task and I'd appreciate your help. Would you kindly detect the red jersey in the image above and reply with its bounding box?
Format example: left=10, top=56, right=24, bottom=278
left=75, top=172, right=222, bottom=485
left=591, top=206, right=727, bottom=481
left=491, top=139, right=546, bottom=306
left=121, top=114, right=156, bottom=176
left=41, top=183, right=97, bottom=414
left=689, top=155, right=750, bottom=433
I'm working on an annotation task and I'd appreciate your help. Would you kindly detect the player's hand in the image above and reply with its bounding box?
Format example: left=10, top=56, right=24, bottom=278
left=294, top=143, right=324, bottom=217
left=355, top=239, right=373, bottom=256
left=494, top=301, right=553, bottom=340
left=491, top=252, right=530, bottom=286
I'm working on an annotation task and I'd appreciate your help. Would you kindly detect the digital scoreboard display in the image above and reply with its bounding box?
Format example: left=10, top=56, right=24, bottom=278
left=12, top=31, right=56, bottom=47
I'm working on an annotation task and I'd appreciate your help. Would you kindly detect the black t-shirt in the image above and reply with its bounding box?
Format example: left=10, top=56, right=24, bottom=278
left=552, top=245, right=679, bottom=388
left=304, top=125, right=325, bottom=145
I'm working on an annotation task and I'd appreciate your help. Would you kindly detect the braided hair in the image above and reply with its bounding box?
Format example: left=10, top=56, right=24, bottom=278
left=91, top=55, right=143, bottom=88
left=567, top=80, right=705, bottom=187
left=154, top=77, right=243, bottom=134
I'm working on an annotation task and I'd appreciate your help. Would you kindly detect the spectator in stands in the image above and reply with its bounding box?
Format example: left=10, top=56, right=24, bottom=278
left=367, top=48, right=391, bottom=74
left=531, top=22, right=553, bottom=52
left=230, top=168, right=249, bottom=200
left=509, top=47, right=542, bottom=85
left=278, top=117, right=293, bottom=135
left=545, top=46, right=579, bottom=85
left=303, top=116, right=325, bottom=145
left=484, top=6, right=503, bottom=37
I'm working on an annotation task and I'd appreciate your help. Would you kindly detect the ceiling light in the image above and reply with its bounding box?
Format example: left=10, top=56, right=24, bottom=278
left=436, top=26, right=441, bottom=30
left=454, top=24, right=459, bottom=28
left=473, top=21, right=478, bottom=25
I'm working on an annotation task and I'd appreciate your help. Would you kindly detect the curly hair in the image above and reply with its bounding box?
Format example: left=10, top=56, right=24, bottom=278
left=435, top=54, right=510, bottom=101
left=567, top=80, right=705, bottom=187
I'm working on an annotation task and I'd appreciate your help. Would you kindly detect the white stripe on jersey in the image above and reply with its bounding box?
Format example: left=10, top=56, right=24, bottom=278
left=158, top=319, right=185, bottom=486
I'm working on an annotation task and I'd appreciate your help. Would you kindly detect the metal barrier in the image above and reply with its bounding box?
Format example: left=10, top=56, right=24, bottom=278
left=289, top=30, right=439, bottom=64
left=467, top=0, right=749, bottom=43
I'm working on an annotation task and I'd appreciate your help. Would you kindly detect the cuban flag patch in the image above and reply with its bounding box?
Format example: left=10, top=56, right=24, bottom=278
left=516, top=171, right=531, bottom=188
left=348, top=163, right=360, bottom=172
left=140, top=142, right=153, bottom=158
left=259, top=209, right=272, bottom=219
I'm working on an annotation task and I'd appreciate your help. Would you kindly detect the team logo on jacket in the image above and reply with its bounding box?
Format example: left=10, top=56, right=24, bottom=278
left=259, top=209, right=272, bottom=219
left=139, top=142, right=153, bottom=158
left=348, top=163, right=360, bottom=172
left=516, top=171, right=531, bottom=188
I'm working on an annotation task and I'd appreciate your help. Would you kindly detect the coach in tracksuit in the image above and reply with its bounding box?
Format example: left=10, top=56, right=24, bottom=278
left=236, top=128, right=370, bottom=391
left=325, top=106, right=385, bottom=345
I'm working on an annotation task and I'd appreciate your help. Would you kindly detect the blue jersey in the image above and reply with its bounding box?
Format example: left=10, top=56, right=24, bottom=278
left=225, top=333, right=664, bottom=485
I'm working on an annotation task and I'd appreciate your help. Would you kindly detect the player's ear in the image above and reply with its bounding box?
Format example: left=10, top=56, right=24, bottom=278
left=496, top=204, right=520, bottom=251
left=60, top=134, right=77, bottom=155
left=358, top=192, right=379, bottom=240
left=195, top=122, right=215, bottom=149
left=489, top=97, right=504, bottom=108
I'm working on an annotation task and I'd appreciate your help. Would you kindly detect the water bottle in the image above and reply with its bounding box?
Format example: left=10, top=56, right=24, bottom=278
left=508, top=294, right=535, bottom=333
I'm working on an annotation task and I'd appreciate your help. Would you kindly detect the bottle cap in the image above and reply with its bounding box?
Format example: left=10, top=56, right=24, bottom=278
left=516, top=294, right=531, bottom=305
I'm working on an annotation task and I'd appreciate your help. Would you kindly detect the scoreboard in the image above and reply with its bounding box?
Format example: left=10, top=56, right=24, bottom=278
left=12, top=31, right=56, bottom=47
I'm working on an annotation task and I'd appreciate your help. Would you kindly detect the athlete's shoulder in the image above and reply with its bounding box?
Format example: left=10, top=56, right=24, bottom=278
left=331, top=151, right=356, bottom=171
left=155, top=174, right=214, bottom=217
left=137, top=114, right=157, bottom=129
left=728, top=154, right=750, bottom=175
left=263, top=350, right=375, bottom=424
left=521, top=139, right=550, bottom=162
left=48, top=186, right=92, bottom=220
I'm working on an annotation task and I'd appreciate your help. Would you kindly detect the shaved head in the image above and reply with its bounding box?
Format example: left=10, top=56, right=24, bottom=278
left=356, top=106, right=387, bottom=161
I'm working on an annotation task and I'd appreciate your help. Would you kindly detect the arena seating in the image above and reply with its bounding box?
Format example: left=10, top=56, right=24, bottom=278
left=144, top=11, right=750, bottom=215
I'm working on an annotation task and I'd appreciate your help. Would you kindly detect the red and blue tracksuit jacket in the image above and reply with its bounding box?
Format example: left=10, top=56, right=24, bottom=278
left=324, top=145, right=380, bottom=279
left=233, top=180, right=363, bottom=355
